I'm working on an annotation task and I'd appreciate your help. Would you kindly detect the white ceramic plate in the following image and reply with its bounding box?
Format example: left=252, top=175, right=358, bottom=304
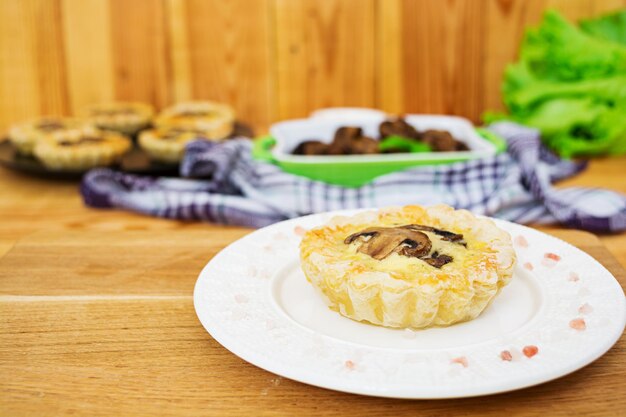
left=194, top=210, right=626, bottom=399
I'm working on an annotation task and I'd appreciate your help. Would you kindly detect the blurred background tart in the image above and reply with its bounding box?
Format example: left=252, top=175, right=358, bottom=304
left=138, top=127, right=215, bottom=163
left=33, top=127, right=131, bottom=170
left=81, top=102, right=154, bottom=136
left=8, top=117, right=94, bottom=156
left=154, top=101, right=235, bottom=140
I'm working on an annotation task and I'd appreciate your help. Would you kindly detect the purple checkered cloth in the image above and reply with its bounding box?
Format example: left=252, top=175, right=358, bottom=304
left=81, top=122, right=626, bottom=232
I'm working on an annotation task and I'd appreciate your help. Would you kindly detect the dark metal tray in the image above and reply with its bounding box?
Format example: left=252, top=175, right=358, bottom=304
left=0, top=122, right=253, bottom=180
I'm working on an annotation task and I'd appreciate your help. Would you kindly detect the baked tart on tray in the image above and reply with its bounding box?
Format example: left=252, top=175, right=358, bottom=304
left=299, top=205, right=516, bottom=329
left=8, top=117, right=94, bottom=156
left=81, top=102, right=154, bottom=136
left=138, top=127, right=215, bottom=163
left=154, top=101, right=235, bottom=139
left=33, top=128, right=131, bottom=170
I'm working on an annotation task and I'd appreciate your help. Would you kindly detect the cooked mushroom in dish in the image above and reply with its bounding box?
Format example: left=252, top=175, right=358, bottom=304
left=293, top=126, right=379, bottom=156
left=291, top=117, right=468, bottom=155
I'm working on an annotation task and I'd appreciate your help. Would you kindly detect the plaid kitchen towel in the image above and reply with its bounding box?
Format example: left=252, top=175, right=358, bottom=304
left=81, top=122, right=626, bottom=232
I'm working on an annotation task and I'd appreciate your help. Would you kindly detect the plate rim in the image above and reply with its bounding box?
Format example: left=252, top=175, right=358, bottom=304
left=193, top=210, right=626, bottom=399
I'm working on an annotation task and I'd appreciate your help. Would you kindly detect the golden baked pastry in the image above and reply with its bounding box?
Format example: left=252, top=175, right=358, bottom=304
left=299, top=205, right=516, bottom=329
left=154, top=101, right=234, bottom=139
left=8, top=117, right=93, bottom=155
left=138, top=127, right=213, bottom=163
left=33, top=128, right=131, bottom=170
left=81, top=102, right=154, bottom=136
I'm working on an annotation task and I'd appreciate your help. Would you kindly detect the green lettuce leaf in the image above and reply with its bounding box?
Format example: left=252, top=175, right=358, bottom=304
left=485, top=9, right=626, bottom=157
left=580, top=9, right=626, bottom=46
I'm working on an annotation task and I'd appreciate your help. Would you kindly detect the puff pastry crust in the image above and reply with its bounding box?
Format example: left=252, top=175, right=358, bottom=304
left=299, top=205, right=516, bottom=329
left=154, top=101, right=234, bottom=139
left=138, top=127, right=214, bottom=163
left=81, top=102, right=154, bottom=136
left=8, top=117, right=93, bottom=155
left=33, top=128, right=131, bottom=170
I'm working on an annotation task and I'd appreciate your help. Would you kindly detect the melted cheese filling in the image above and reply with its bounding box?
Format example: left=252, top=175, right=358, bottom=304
left=339, top=230, right=476, bottom=280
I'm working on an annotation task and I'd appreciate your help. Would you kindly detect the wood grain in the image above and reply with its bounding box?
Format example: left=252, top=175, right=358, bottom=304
left=273, top=0, right=376, bottom=120
left=484, top=0, right=546, bottom=112
left=166, top=0, right=193, bottom=103
left=375, top=0, right=403, bottom=114
left=402, top=0, right=487, bottom=121
left=1, top=0, right=625, bottom=131
left=0, top=230, right=249, bottom=296
left=110, top=0, right=170, bottom=108
left=0, top=0, right=38, bottom=122
left=591, top=0, right=626, bottom=14
left=32, top=0, right=69, bottom=116
left=182, top=0, right=273, bottom=129
left=2, top=297, right=624, bottom=417
left=0, top=0, right=68, bottom=124
left=0, top=230, right=624, bottom=416
left=61, top=0, right=115, bottom=114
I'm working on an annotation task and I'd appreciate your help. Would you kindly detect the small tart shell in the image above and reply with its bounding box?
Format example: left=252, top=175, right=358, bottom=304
left=299, top=205, right=516, bottom=329
left=138, top=128, right=213, bottom=163
left=8, top=117, right=94, bottom=156
left=81, top=102, right=154, bottom=136
left=33, top=129, right=131, bottom=170
left=154, top=101, right=234, bottom=139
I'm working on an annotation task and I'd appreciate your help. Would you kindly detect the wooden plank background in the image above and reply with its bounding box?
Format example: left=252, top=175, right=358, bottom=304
left=0, top=0, right=624, bottom=133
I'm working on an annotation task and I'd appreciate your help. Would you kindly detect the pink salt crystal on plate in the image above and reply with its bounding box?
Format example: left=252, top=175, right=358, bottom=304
left=568, top=272, right=580, bottom=282
left=523, top=262, right=534, bottom=271
left=545, top=252, right=561, bottom=261
left=500, top=350, right=513, bottom=361
left=451, top=357, right=468, bottom=368
left=344, top=360, right=356, bottom=370
left=541, top=252, right=561, bottom=268
left=578, top=303, right=593, bottom=314
left=234, top=294, right=248, bottom=304
left=514, top=235, right=529, bottom=248
left=570, top=318, right=586, bottom=331
left=522, top=345, right=538, bottom=358
left=294, top=226, right=307, bottom=237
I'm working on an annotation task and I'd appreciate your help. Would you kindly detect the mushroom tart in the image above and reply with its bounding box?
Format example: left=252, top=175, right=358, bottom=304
left=81, top=102, right=154, bottom=136
left=8, top=117, right=95, bottom=156
left=138, top=127, right=214, bottom=163
left=299, top=205, right=516, bottom=329
left=154, top=101, right=235, bottom=140
left=33, top=128, right=131, bottom=170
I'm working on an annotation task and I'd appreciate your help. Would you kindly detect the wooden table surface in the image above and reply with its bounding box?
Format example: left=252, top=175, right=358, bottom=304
left=1, top=157, right=625, bottom=416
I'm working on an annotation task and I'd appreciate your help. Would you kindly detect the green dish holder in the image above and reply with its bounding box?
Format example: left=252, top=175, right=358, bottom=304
left=252, top=128, right=507, bottom=188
